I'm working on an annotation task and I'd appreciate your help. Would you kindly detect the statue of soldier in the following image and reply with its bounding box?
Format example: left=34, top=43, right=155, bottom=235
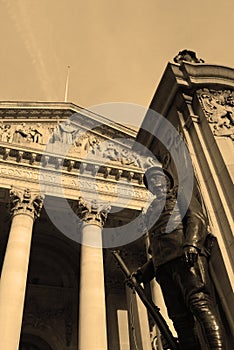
left=134, top=166, right=225, bottom=350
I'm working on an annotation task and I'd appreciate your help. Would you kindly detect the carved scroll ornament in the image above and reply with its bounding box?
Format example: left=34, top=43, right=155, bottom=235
left=173, top=49, right=205, bottom=64
left=9, top=187, right=44, bottom=219
left=76, top=197, right=111, bottom=227
left=197, top=88, right=234, bottom=140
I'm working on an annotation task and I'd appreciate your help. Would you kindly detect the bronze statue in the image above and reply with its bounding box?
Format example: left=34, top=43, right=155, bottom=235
left=135, top=166, right=225, bottom=349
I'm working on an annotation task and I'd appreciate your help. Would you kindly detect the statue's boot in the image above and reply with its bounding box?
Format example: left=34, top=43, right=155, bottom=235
left=191, top=294, right=225, bottom=350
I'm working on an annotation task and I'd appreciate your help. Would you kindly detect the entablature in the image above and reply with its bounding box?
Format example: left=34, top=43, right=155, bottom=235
left=0, top=102, right=157, bottom=211
left=0, top=142, right=146, bottom=184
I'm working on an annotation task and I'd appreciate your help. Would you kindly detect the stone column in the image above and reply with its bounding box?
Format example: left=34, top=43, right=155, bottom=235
left=117, top=309, right=131, bottom=350
left=144, top=236, right=175, bottom=349
left=77, top=198, right=110, bottom=350
left=0, top=187, right=43, bottom=350
left=135, top=292, right=153, bottom=350
left=125, top=285, right=152, bottom=350
left=150, top=279, right=176, bottom=349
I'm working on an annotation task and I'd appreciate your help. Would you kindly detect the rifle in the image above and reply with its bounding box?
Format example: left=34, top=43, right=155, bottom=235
left=112, top=250, right=179, bottom=350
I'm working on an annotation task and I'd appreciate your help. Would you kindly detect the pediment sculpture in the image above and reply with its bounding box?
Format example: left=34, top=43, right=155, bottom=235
left=0, top=119, right=160, bottom=171
left=0, top=122, right=47, bottom=145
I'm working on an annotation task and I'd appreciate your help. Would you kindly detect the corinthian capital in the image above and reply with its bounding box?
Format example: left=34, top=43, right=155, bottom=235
left=76, top=197, right=111, bottom=227
left=9, top=187, right=44, bottom=219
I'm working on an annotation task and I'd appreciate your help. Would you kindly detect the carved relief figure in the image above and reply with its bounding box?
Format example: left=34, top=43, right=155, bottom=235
left=81, top=138, right=160, bottom=171
left=119, top=148, right=139, bottom=166
left=86, top=134, right=100, bottom=152
left=51, top=120, right=78, bottom=144
left=12, top=123, right=28, bottom=143
left=75, top=133, right=100, bottom=153
left=0, top=122, right=3, bottom=141
left=9, top=122, right=45, bottom=144
left=102, top=142, right=120, bottom=161
left=198, top=88, right=234, bottom=139
left=1, top=124, right=12, bottom=143
left=28, top=123, right=43, bottom=144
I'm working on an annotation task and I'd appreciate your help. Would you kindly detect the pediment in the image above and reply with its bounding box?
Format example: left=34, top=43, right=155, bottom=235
left=0, top=102, right=158, bottom=173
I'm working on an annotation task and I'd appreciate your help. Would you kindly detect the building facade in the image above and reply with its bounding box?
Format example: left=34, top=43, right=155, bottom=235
left=0, top=102, right=157, bottom=350
left=0, top=53, right=233, bottom=349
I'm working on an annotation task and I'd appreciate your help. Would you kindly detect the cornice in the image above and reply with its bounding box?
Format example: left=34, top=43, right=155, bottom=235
left=0, top=101, right=137, bottom=138
left=137, top=62, right=234, bottom=148
left=149, top=62, right=234, bottom=116
left=0, top=143, right=145, bottom=184
left=179, top=63, right=234, bottom=88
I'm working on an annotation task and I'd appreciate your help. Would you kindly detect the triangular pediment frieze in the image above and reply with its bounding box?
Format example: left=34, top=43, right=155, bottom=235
left=0, top=102, right=158, bottom=175
left=0, top=103, right=160, bottom=192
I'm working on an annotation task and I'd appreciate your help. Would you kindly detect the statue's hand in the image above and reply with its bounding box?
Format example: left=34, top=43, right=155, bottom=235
left=124, top=277, right=134, bottom=289
left=184, top=245, right=199, bottom=268
left=131, top=269, right=144, bottom=284
left=124, top=270, right=142, bottom=289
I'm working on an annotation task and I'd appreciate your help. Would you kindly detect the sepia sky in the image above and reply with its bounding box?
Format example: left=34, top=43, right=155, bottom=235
left=1, top=0, right=234, bottom=126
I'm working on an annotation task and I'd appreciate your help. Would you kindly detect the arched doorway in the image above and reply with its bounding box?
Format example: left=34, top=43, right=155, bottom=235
left=19, top=334, right=53, bottom=350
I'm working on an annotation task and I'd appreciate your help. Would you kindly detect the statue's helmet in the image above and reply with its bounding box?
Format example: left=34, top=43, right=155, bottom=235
left=143, top=166, right=174, bottom=192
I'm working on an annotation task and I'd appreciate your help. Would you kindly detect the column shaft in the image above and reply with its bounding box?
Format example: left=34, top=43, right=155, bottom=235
left=150, top=279, right=176, bottom=346
left=78, top=223, right=108, bottom=350
left=117, top=310, right=130, bottom=350
left=135, top=293, right=153, bottom=350
left=0, top=213, right=34, bottom=349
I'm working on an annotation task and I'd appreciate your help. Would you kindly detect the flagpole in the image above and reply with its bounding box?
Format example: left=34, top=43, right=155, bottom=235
left=64, top=65, right=70, bottom=102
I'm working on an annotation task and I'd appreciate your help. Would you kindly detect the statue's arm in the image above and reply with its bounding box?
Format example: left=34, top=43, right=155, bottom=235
left=182, top=194, right=208, bottom=253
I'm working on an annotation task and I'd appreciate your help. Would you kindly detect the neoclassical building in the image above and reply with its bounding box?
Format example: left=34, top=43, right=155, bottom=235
left=0, top=52, right=233, bottom=349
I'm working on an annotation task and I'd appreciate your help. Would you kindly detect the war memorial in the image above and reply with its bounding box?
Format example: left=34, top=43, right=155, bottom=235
left=0, top=51, right=233, bottom=349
